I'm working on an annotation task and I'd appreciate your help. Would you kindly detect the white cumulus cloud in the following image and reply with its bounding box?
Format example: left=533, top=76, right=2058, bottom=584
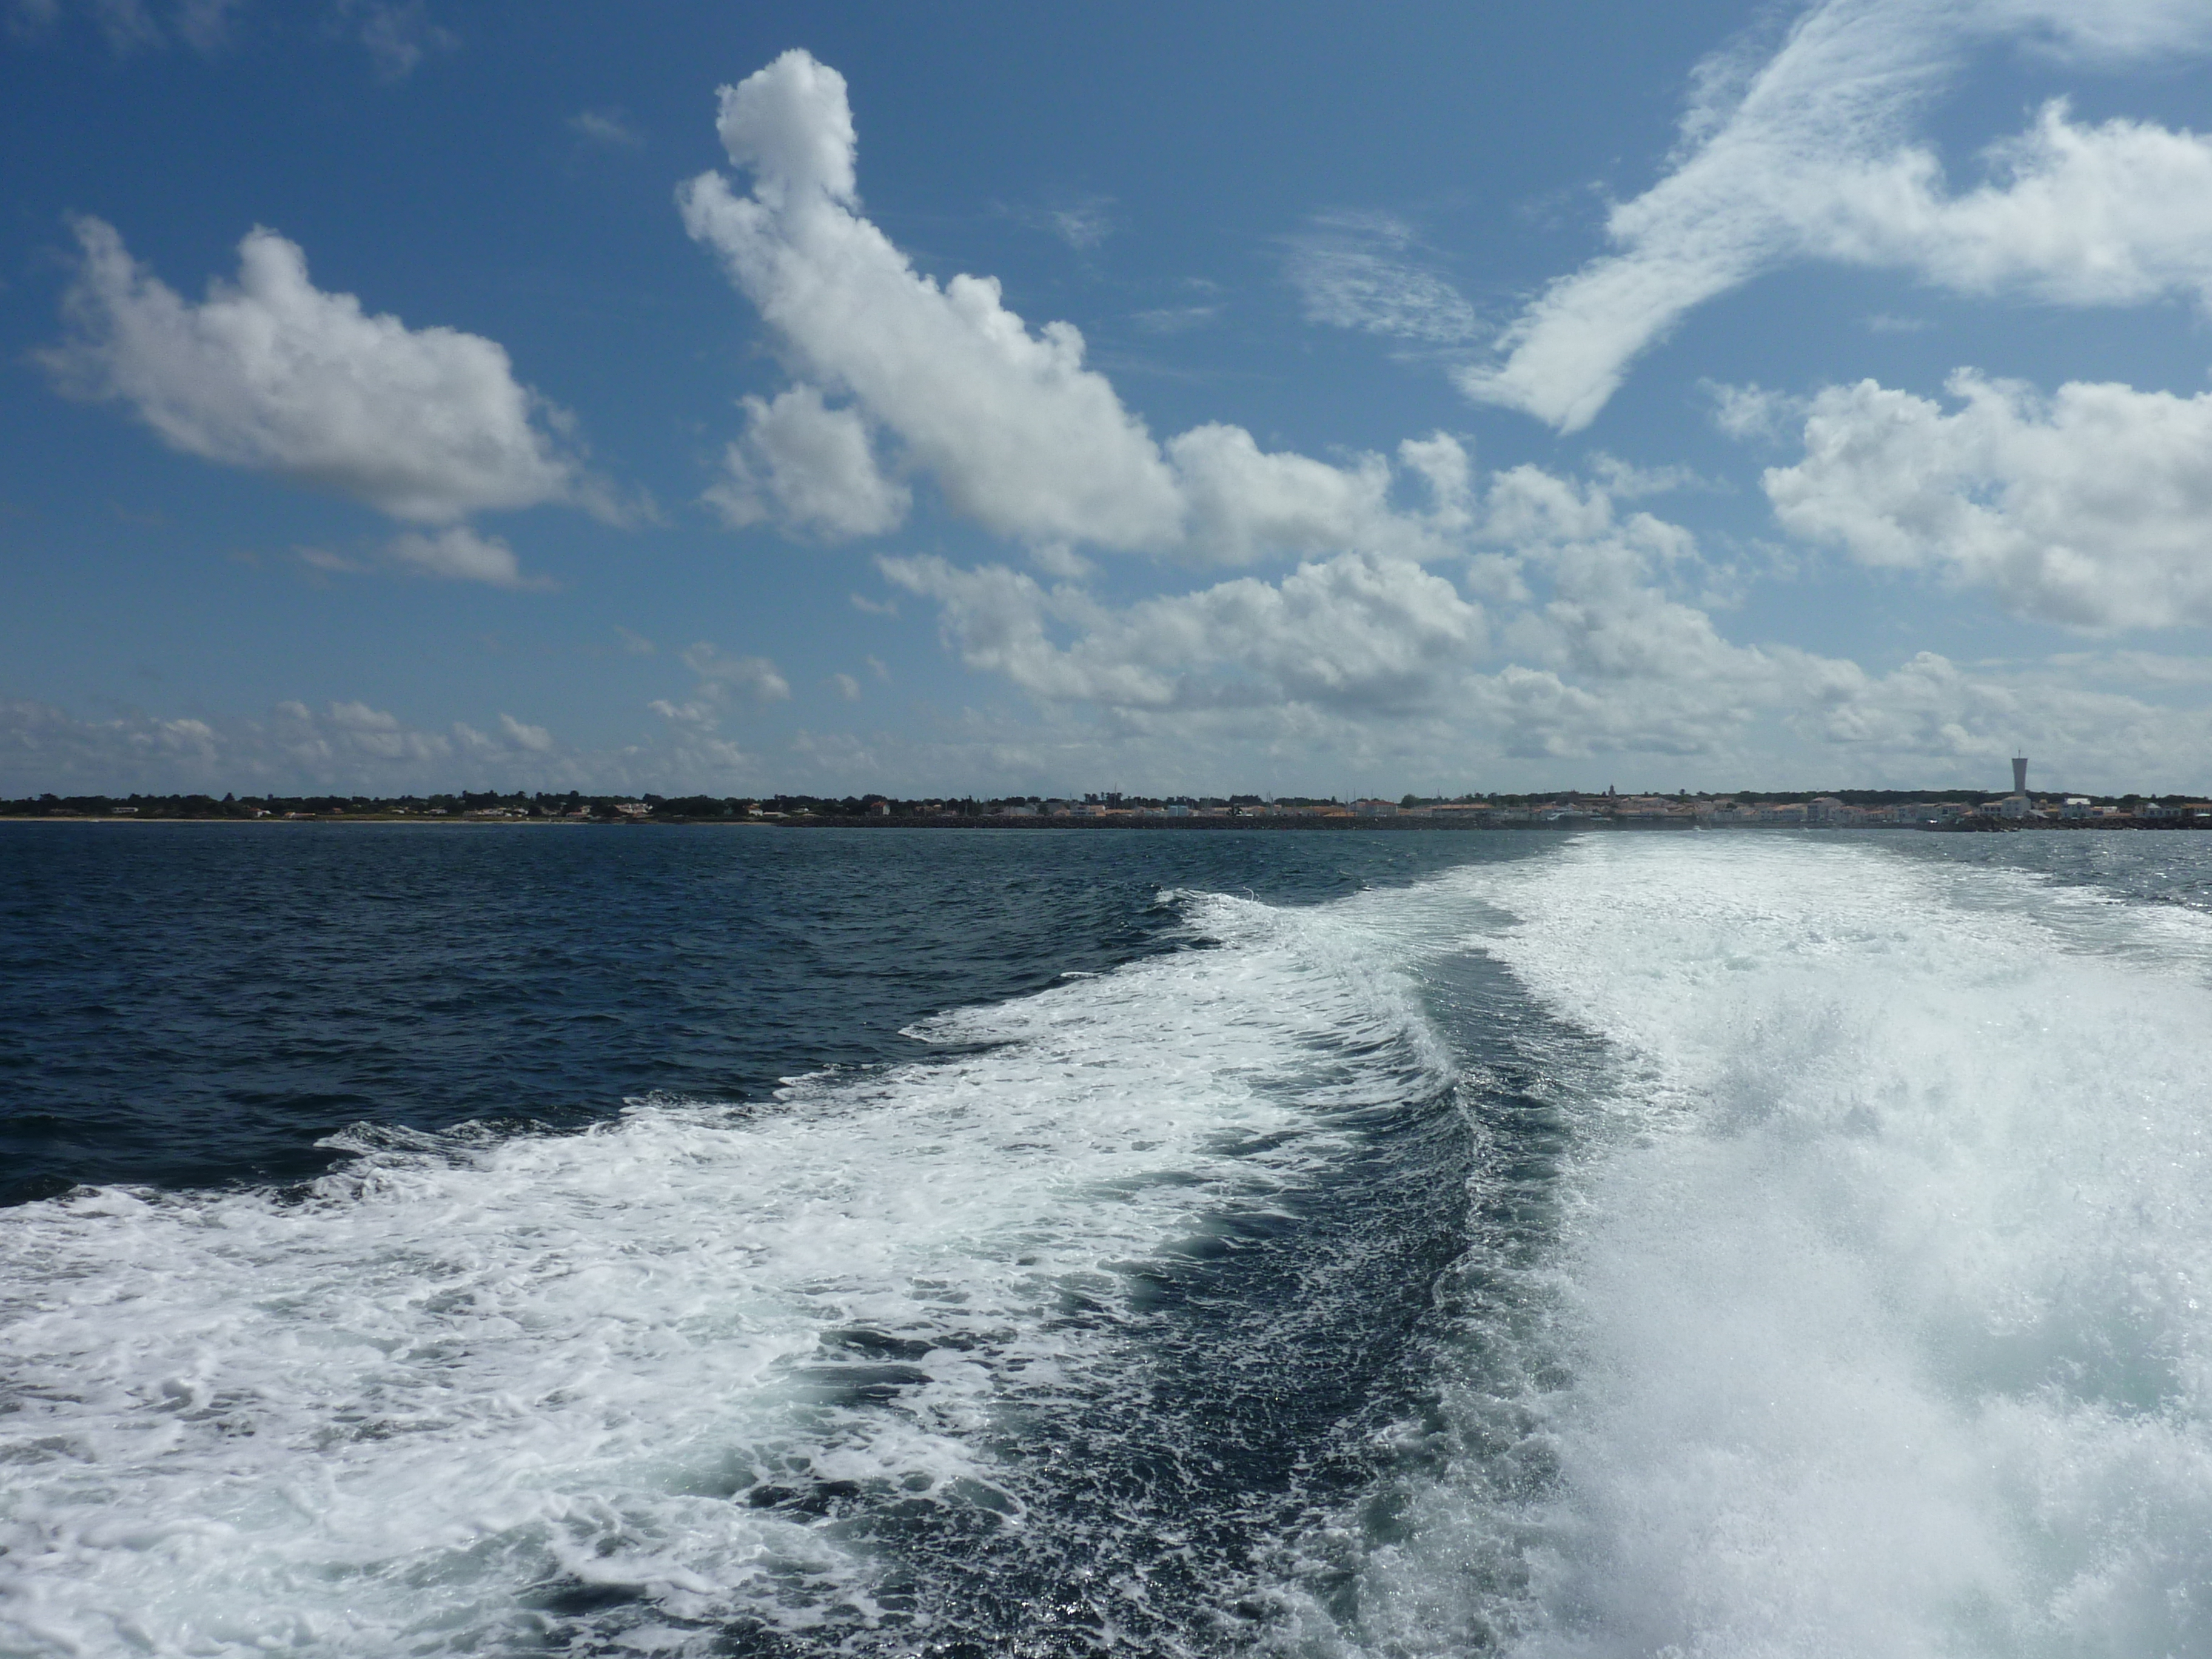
left=884, top=549, right=1488, bottom=715
left=1463, top=0, right=2212, bottom=432
left=870, top=437, right=2212, bottom=784
left=679, top=50, right=1475, bottom=566
left=879, top=458, right=1808, bottom=754
left=1765, top=370, right=2212, bottom=630
left=704, top=384, right=910, bottom=538
left=44, top=217, right=588, bottom=524
left=874, top=443, right=2212, bottom=786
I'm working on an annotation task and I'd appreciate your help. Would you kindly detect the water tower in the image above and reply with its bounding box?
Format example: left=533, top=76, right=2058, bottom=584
left=2012, top=756, right=2028, bottom=796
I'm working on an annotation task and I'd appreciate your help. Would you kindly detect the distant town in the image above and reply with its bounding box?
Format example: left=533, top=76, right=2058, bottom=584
left=8, top=772, right=2212, bottom=830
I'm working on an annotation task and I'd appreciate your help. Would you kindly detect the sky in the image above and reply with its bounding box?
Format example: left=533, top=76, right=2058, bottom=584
left=5, top=0, right=2212, bottom=799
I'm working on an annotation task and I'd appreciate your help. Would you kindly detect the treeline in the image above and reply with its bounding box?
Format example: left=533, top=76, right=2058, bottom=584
left=4, top=789, right=1333, bottom=820
left=1, top=790, right=677, bottom=819
left=8, top=786, right=2201, bottom=821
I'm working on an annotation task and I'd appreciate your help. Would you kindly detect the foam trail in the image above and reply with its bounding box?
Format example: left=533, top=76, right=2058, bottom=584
left=0, top=890, right=1451, bottom=1657
left=1319, top=834, right=2212, bottom=1659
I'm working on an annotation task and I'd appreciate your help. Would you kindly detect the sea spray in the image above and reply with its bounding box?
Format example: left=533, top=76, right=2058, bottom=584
left=0, top=886, right=1464, bottom=1657
left=1310, top=834, right=2212, bottom=1659
left=13, top=830, right=2211, bottom=1658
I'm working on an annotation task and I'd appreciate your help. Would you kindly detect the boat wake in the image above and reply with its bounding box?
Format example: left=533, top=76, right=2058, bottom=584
left=7, top=834, right=2212, bottom=1657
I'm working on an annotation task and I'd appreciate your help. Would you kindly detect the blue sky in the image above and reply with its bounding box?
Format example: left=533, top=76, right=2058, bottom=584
left=6, top=0, right=2212, bottom=797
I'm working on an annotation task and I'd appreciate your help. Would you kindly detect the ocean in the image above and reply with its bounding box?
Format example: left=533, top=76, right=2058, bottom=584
left=4, top=823, right=2210, bottom=1657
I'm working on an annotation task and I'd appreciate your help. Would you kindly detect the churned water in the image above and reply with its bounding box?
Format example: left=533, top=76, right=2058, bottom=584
left=3, top=825, right=2210, bottom=1657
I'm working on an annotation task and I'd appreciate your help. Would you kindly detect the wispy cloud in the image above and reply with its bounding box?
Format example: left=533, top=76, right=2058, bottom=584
left=10, top=0, right=453, bottom=71
left=8, top=0, right=241, bottom=53
left=569, top=107, right=643, bottom=149
left=1462, top=0, right=2212, bottom=431
left=1703, top=380, right=1806, bottom=443
left=1285, top=212, right=1481, bottom=346
left=1010, top=196, right=1118, bottom=250
left=172, top=0, right=237, bottom=50
left=337, top=0, right=454, bottom=80
left=387, top=528, right=552, bottom=590
left=1130, top=304, right=1219, bottom=335
left=679, top=642, right=791, bottom=703
left=497, top=712, right=552, bottom=752
left=1587, top=452, right=1721, bottom=498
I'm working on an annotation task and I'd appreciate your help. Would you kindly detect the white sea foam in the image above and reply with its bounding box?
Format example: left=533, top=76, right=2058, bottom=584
left=1320, top=834, right=2212, bottom=1659
left=23, top=833, right=2200, bottom=1658
left=0, top=890, right=1449, bottom=1657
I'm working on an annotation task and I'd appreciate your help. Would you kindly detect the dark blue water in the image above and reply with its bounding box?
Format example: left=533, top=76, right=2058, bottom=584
left=1, top=822, right=1553, bottom=1658
left=0, top=824, right=1509, bottom=1207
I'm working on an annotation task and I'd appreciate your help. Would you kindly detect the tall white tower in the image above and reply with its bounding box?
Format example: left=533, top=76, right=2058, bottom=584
left=2012, top=756, right=2028, bottom=796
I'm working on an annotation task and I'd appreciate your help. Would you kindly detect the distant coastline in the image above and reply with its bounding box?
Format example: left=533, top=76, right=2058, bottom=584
left=8, top=789, right=2211, bottom=831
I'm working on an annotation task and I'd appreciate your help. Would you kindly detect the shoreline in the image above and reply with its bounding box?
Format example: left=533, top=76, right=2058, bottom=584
left=7, top=815, right=2207, bottom=833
